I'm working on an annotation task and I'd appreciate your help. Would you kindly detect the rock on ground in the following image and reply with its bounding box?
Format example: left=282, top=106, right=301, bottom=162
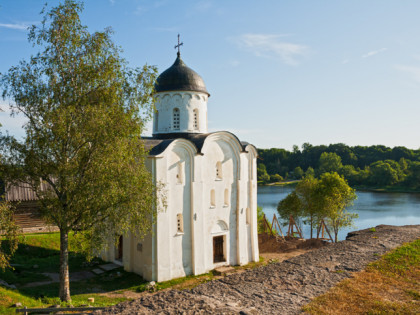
left=96, top=225, right=420, bottom=315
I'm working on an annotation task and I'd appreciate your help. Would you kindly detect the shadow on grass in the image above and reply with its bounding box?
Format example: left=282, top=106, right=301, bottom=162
left=1, top=239, right=148, bottom=302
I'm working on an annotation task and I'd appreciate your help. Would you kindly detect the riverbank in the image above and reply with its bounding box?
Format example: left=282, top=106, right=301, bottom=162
left=257, top=180, right=299, bottom=187
left=96, top=224, right=420, bottom=314
left=259, top=180, right=420, bottom=194
left=354, top=185, right=420, bottom=194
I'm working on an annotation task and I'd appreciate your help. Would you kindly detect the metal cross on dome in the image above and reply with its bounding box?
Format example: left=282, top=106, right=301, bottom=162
left=174, top=34, right=183, bottom=56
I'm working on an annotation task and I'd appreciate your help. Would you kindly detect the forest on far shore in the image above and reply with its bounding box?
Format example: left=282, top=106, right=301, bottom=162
left=257, top=143, right=420, bottom=191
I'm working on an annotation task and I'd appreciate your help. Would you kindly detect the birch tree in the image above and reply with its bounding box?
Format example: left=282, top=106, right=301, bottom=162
left=0, top=0, right=158, bottom=301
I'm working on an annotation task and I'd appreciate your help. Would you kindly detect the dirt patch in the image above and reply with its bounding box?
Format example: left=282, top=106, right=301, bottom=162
left=258, top=233, right=330, bottom=263
left=258, top=233, right=329, bottom=253
left=96, top=225, right=420, bottom=315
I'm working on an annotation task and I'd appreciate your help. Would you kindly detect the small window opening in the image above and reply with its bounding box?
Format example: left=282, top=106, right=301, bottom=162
left=154, top=110, right=159, bottom=131
left=193, top=109, right=199, bottom=130
left=224, top=188, right=229, bottom=207
left=177, top=213, right=184, bottom=233
left=115, top=235, right=123, bottom=261
left=216, top=161, right=222, bottom=180
left=176, top=162, right=183, bottom=184
left=173, top=108, right=180, bottom=130
left=246, top=207, right=251, bottom=225
left=210, top=189, right=216, bottom=208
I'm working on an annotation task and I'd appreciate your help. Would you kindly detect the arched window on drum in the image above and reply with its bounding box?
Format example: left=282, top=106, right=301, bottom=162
left=193, top=109, right=199, bottom=130
left=173, top=108, right=180, bottom=130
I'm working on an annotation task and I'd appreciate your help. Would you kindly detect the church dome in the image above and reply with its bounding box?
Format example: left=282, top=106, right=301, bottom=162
left=155, top=53, right=209, bottom=95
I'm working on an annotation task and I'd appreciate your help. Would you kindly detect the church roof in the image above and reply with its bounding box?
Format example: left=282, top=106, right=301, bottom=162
left=144, top=132, right=253, bottom=156
left=155, top=53, right=209, bottom=95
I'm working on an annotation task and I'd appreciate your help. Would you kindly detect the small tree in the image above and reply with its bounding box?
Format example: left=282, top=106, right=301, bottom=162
left=316, top=172, right=357, bottom=242
left=0, top=1, right=158, bottom=301
left=0, top=201, right=19, bottom=270
left=277, top=191, right=303, bottom=235
left=295, top=177, right=321, bottom=238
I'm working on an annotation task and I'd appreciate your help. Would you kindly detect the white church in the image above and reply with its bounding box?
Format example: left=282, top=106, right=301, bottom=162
left=102, top=47, right=259, bottom=282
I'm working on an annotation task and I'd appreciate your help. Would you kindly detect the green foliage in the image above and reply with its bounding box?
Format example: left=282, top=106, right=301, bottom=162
left=270, top=174, right=283, bottom=182
left=257, top=206, right=265, bottom=233
left=277, top=191, right=303, bottom=228
left=293, top=166, right=304, bottom=179
left=0, top=0, right=158, bottom=301
left=305, top=166, right=315, bottom=178
left=0, top=232, right=145, bottom=312
left=295, top=177, right=321, bottom=237
left=257, top=143, right=420, bottom=191
left=257, top=163, right=270, bottom=183
left=369, top=160, right=404, bottom=186
left=277, top=172, right=357, bottom=241
left=318, top=152, right=343, bottom=175
left=316, top=173, right=358, bottom=242
left=0, top=202, right=19, bottom=270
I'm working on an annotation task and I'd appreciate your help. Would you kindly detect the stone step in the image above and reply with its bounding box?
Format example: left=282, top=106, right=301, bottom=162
left=213, top=266, right=236, bottom=276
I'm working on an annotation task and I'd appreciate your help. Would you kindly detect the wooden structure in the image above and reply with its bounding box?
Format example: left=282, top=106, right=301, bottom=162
left=287, top=215, right=303, bottom=238
left=316, top=219, right=334, bottom=242
left=261, top=214, right=285, bottom=240
left=2, top=182, right=58, bottom=233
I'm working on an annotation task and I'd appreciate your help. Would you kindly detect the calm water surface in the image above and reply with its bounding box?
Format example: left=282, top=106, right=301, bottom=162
left=258, top=185, right=420, bottom=241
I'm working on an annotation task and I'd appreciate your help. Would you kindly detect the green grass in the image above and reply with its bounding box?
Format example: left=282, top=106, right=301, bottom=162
left=0, top=232, right=148, bottom=312
left=368, top=238, right=420, bottom=276
left=303, top=239, right=420, bottom=314
left=136, top=272, right=214, bottom=292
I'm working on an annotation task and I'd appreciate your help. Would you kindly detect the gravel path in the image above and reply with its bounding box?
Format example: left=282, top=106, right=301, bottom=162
left=97, top=224, right=420, bottom=315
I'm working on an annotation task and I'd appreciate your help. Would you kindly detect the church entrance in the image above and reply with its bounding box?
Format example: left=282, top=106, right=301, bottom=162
left=213, top=235, right=225, bottom=263
left=115, top=235, right=123, bottom=261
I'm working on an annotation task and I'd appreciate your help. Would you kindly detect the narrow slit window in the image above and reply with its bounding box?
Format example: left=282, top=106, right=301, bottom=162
left=155, top=110, right=159, bottom=131
left=193, top=109, right=199, bottom=130
left=177, top=213, right=184, bottom=233
left=224, top=188, right=229, bottom=206
left=216, top=161, right=222, bottom=180
left=210, top=189, right=216, bottom=207
left=173, top=108, right=180, bottom=130
left=176, top=162, right=183, bottom=184
left=246, top=207, right=251, bottom=225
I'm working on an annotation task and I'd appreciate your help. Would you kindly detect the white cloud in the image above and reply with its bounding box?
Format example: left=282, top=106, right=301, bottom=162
left=342, top=59, right=350, bottom=64
left=362, top=48, right=387, bottom=58
left=234, top=33, right=309, bottom=65
left=109, top=0, right=115, bottom=5
left=394, top=64, right=420, bottom=84
left=0, top=23, right=29, bottom=31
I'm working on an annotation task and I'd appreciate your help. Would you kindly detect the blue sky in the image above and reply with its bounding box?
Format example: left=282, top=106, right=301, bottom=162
left=1, top=0, right=420, bottom=150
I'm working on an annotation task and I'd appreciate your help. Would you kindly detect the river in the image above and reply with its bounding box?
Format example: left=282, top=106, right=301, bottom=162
left=257, top=185, right=420, bottom=241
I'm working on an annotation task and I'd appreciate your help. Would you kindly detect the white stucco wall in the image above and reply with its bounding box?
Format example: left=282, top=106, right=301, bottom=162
left=153, top=91, right=209, bottom=134
left=101, top=132, right=258, bottom=282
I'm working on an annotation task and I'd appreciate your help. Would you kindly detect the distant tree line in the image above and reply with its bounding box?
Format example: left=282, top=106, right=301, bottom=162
left=257, top=143, right=420, bottom=190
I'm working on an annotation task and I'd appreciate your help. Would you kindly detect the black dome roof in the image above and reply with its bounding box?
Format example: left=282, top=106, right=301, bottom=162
left=155, top=53, right=209, bottom=95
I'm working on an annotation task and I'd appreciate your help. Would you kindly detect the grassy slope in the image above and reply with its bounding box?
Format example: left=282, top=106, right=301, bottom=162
left=302, top=239, right=420, bottom=314
left=0, top=233, right=146, bottom=314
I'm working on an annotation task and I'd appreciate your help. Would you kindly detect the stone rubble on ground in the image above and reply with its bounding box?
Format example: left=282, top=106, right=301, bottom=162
left=95, top=224, right=420, bottom=315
